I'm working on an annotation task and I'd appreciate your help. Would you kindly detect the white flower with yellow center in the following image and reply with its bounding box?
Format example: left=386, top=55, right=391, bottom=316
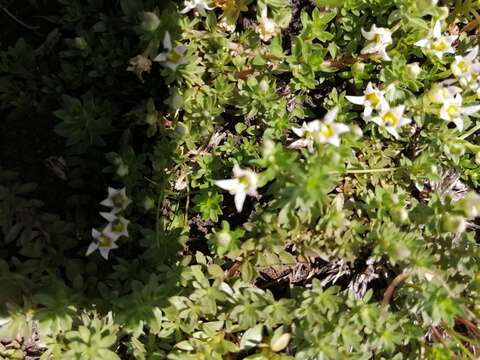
left=289, top=120, right=321, bottom=153
left=100, top=212, right=130, bottom=241
left=215, top=165, right=258, bottom=213
left=86, top=229, right=118, bottom=260
left=100, top=187, right=131, bottom=213
left=360, top=25, right=393, bottom=61
left=256, top=7, right=278, bottom=42
left=290, top=108, right=349, bottom=150
left=451, top=46, right=479, bottom=87
left=154, top=32, right=187, bottom=71
left=439, top=94, right=480, bottom=131
left=427, top=83, right=461, bottom=104
left=371, top=105, right=411, bottom=139
left=346, top=82, right=388, bottom=117
left=415, top=20, right=457, bottom=60
left=180, top=0, right=213, bottom=16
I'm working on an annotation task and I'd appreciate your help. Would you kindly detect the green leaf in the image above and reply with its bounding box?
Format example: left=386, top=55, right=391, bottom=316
left=240, top=324, right=263, bottom=350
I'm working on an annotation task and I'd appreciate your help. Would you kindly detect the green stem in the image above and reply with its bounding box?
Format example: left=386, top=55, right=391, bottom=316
left=460, top=123, right=480, bottom=140
left=331, top=167, right=401, bottom=175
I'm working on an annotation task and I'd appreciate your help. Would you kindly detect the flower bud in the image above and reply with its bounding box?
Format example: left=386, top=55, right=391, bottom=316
left=146, top=113, right=157, bottom=125
left=142, top=196, right=155, bottom=211
left=259, top=79, right=269, bottom=92
left=442, top=215, right=466, bottom=233
left=352, top=62, right=365, bottom=76
left=461, top=192, right=480, bottom=219
left=117, top=164, right=129, bottom=177
left=141, top=12, right=160, bottom=32
left=73, top=37, right=88, bottom=50
left=417, top=0, right=438, bottom=11
left=175, top=122, right=189, bottom=137
left=405, top=63, right=421, bottom=79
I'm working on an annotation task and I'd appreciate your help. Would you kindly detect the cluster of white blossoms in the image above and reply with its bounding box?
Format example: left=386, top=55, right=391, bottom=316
left=210, top=15, right=480, bottom=213
left=346, top=82, right=411, bottom=139
left=361, top=24, right=393, bottom=61
left=289, top=107, right=349, bottom=151
left=87, top=187, right=131, bottom=259
left=215, top=165, right=259, bottom=213
left=415, top=21, right=457, bottom=60
left=348, top=19, right=480, bottom=136
left=154, top=31, right=187, bottom=71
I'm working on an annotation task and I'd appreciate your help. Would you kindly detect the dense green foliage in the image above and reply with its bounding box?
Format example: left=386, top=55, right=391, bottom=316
left=2, top=0, right=480, bottom=358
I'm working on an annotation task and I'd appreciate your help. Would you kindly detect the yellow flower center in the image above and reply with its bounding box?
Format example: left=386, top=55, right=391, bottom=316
left=112, top=194, right=126, bottom=208
left=366, top=92, right=381, bottom=108
left=382, top=112, right=398, bottom=127
left=447, top=104, right=460, bottom=118
left=111, top=220, right=125, bottom=233
left=457, top=59, right=468, bottom=74
left=238, top=175, right=251, bottom=187
left=432, top=39, right=447, bottom=51
left=167, top=50, right=182, bottom=64
left=320, top=124, right=334, bottom=138
left=98, top=235, right=112, bottom=247
left=373, top=33, right=383, bottom=43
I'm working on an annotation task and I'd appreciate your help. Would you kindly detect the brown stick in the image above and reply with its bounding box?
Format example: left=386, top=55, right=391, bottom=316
left=224, top=261, right=241, bottom=279
left=456, top=317, right=480, bottom=339
left=381, top=271, right=412, bottom=309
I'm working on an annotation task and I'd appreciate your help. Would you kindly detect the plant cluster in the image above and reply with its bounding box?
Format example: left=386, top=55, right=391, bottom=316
left=2, top=0, right=480, bottom=359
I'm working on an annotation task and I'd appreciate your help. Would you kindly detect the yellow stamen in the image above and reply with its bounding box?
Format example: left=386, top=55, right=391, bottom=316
left=447, top=104, right=460, bottom=118
left=366, top=92, right=381, bottom=108
left=382, top=112, right=398, bottom=127
left=238, top=175, right=250, bottom=187
left=167, top=50, right=182, bottom=64
left=98, top=235, right=112, bottom=247
left=320, top=124, right=334, bottom=138
left=457, top=60, right=468, bottom=74
left=432, top=39, right=447, bottom=51
left=112, top=194, right=126, bottom=208
left=111, top=220, right=125, bottom=233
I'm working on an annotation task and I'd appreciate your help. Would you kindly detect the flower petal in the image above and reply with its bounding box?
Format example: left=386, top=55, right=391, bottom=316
left=153, top=53, right=167, bottom=62
left=385, top=127, right=400, bottom=139
left=345, top=95, right=365, bottom=105
left=415, top=39, right=430, bottom=48
left=324, top=107, right=338, bottom=123
left=163, top=31, right=172, bottom=50
left=99, top=247, right=111, bottom=260
left=453, top=117, right=464, bottom=131
left=462, top=105, right=480, bottom=116
left=234, top=191, right=247, bottom=212
left=433, top=21, right=442, bottom=39
left=86, top=242, right=98, bottom=256
left=215, top=179, right=241, bottom=193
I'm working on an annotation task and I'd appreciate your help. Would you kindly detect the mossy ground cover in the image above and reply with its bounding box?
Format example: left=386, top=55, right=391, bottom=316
left=1, top=0, right=480, bottom=359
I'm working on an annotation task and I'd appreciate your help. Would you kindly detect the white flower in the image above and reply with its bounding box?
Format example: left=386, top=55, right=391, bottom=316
left=439, top=93, right=480, bottom=131
left=451, top=46, right=480, bottom=87
left=100, top=212, right=130, bottom=241
left=371, top=105, right=411, bottom=139
left=427, top=83, right=461, bottom=104
left=415, top=20, right=457, bottom=60
left=215, top=165, right=258, bottom=213
left=290, top=121, right=320, bottom=153
left=153, top=32, right=187, bottom=71
left=360, top=24, right=393, bottom=61
left=290, top=108, right=349, bottom=150
left=86, top=229, right=118, bottom=260
left=100, top=187, right=131, bottom=213
left=256, top=7, right=278, bottom=42
left=405, top=63, right=422, bottom=79
left=180, top=0, right=213, bottom=16
left=346, top=82, right=388, bottom=117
